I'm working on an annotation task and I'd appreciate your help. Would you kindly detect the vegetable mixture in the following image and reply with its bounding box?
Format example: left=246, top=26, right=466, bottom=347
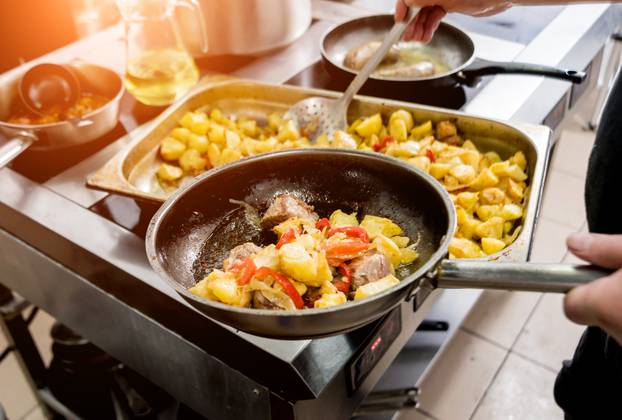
left=157, top=108, right=529, bottom=258
left=189, top=195, right=418, bottom=310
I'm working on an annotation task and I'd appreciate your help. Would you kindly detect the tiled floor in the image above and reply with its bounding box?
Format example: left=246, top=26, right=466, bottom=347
left=0, top=98, right=601, bottom=419
left=398, top=101, right=598, bottom=419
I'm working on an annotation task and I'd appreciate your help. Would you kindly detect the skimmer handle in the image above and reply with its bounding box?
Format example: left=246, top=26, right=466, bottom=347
left=337, top=7, right=419, bottom=109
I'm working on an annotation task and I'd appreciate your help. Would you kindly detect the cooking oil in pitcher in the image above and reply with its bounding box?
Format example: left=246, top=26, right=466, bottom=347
left=124, top=49, right=199, bottom=106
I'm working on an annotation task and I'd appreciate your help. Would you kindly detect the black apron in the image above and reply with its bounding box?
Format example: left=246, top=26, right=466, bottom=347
left=554, top=71, right=622, bottom=419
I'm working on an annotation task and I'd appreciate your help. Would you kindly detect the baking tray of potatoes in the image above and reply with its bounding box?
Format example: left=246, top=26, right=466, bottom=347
left=87, top=77, right=551, bottom=262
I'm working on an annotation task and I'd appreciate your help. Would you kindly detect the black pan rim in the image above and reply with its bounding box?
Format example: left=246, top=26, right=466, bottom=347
left=320, top=13, right=475, bottom=83
left=145, top=148, right=457, bottom=319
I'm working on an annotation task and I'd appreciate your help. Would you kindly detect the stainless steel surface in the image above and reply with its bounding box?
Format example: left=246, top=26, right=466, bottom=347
left=284, top=7, right=418, bottom=141
left=0, top=3, right=614, bottom=418
left=435, top=260, right=610, bottom=293
left=0, top=62, right=123, bottom=159
left=179, top=0, right=312, bottom=56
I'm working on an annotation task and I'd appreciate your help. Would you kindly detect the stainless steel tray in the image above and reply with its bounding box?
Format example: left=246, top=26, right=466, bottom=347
left=87, top=78, right=551, bottom=263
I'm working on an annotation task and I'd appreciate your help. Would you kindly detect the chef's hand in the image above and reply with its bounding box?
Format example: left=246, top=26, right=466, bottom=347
left=395, top=0, right=513, bottom=43
left=564, top=233, right=622, bottom=345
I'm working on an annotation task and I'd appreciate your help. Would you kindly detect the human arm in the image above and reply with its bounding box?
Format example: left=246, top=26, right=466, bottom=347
left=396, top=0, right=613, bottom=43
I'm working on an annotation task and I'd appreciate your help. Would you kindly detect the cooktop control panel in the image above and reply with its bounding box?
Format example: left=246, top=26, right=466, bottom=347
left=348, top=307, right=402, bottom=393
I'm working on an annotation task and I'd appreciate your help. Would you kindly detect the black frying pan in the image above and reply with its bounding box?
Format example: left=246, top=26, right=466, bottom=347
left=146, top=150, right=607, bottom=339
left=322, top=15, right=586, bottom=88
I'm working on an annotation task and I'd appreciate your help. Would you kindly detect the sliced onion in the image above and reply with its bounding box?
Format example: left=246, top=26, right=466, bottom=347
left=247, top=278, right=296, bottom=310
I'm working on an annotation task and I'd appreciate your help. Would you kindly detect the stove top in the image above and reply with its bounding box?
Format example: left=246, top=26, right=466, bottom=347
left=285, top=60, right=489, bottom=110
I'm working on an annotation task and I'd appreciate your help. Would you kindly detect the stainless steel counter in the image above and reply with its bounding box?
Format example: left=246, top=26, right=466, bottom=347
left=0, top=2, right=620, bottom=419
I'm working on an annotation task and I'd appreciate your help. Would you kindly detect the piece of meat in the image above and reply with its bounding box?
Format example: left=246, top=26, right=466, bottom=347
left=376, top=61, right=435, bottom=78
left=223, top=242, right=262, bottom=270
left=253, top=291, right=284, bottom=310
left=344, top=41, right=400, bottom=71
left=261, top=194, right=319, bottom=228
left=348, top=251, right=392, bottom=289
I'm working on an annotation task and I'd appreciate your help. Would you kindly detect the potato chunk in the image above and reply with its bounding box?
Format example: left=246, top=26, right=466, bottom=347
left=374, top=234, right=402, bottom=266
left=475, top=216, right=504, bottom=240
left=360, top=215, right=403, bottom=239
left=354, top=275, right=400, bottom=300
left=480, top=188, right=506, bottom=205
left=389, top=109, right=414, bottom=131
left=314, top=292, right=347, bottom=308
left=279, top=242, right=322, bottom=287
left=157, top=163, right=183, bottom=182
left=329, top=209, right=359, bottom=227
left=482, top=237, right=506, bottom=255
left=160, top=136, right=186, bottom=161
left=449, top=238, right=484, bottom=259
left=187, top=134, right=209, bottom=154
left=205, top=271, right=251, bottom=307
left=355, top=113, right=383, bottom=137
left=179, top=149, right=207, bottom=174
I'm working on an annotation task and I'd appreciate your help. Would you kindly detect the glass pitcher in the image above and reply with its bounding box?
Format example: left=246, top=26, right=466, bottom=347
left=116, top=0, right=208, bottom=106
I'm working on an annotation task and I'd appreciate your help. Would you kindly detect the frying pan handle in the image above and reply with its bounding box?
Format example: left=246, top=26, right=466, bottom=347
left=0, top=133, right=36, bottom=169
left=460, top=59, right=586, bottom=86
left=435, top=260, right=611, bottom=293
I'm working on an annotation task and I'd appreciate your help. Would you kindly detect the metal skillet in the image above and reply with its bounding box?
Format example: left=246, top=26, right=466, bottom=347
left=0, top=62, right=124, bottom=169
left=146, top=150, right=607, bottom=339
left=322, top=14, right=586, bottom=88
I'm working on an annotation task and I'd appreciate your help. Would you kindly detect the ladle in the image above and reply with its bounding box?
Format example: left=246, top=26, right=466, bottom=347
left=18, top=63, right=80, bottom=116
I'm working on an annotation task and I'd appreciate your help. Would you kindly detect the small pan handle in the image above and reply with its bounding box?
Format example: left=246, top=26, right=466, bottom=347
left=435, top=260, right=611, bottom=294
left=0, top=132, right=37, bottom=169
left=460, top=59, right=586, bottom=86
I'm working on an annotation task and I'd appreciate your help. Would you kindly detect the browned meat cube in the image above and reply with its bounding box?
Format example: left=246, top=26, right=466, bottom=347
left=436, top=120, right=458, bottom=139
left=223, top=242, right=262, bottom=270
left=349, top=251, right=392, bottom=289
left=261, top=194, right=319, bottom=228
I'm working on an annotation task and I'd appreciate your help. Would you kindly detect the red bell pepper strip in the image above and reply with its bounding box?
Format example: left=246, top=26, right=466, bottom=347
left=426, top=148, right=436, bottom=162
left=325, top=242, right=370, bottom=265
left=328, top=226, right=370, bottom=243
left=254, top=267, right=304, bottom=309
left=373, top=135, right=394, bottom=152
left=276, top=227, right=297, bottom=249
left=229, top=257, right=257, bottom=286
left=316, top=218, right=331, bottom=231
left=333, top=263, right=353, bottom=294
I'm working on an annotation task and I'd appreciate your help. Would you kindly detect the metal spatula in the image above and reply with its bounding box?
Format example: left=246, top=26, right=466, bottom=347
left=284, top=7, right=418, bottom=141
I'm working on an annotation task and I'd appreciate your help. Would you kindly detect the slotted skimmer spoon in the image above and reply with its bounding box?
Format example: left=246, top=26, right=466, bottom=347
left=284, top=7, right=418, bottom=141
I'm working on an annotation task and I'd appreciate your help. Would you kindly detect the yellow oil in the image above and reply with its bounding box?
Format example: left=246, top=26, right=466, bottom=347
left=124, top=49, right=199, bottom=106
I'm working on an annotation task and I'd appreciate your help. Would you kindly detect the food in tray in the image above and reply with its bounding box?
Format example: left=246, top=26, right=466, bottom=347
left=343, top=41, right=449, bottom=78
left=7, top=92, right=110, bottom=125
left=189, top=194, right=418, bottom=310
left=156, top=107, right=528, bottom=258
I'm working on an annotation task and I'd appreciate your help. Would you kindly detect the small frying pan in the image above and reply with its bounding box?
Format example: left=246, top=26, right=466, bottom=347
left=322, top=15, right=586, bottom=88
left=0, top=62, right=124, bottom=168
left=146, top=150, right=607, bottom=339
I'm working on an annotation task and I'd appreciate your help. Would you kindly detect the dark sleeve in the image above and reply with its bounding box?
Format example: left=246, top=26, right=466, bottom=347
left=555, top=71, right=622, bottom=419
left=585, top=71, right=622, bottom=234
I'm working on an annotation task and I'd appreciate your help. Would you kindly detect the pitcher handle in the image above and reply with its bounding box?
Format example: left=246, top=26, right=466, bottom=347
left=175, top=0, right=208, bottom=54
